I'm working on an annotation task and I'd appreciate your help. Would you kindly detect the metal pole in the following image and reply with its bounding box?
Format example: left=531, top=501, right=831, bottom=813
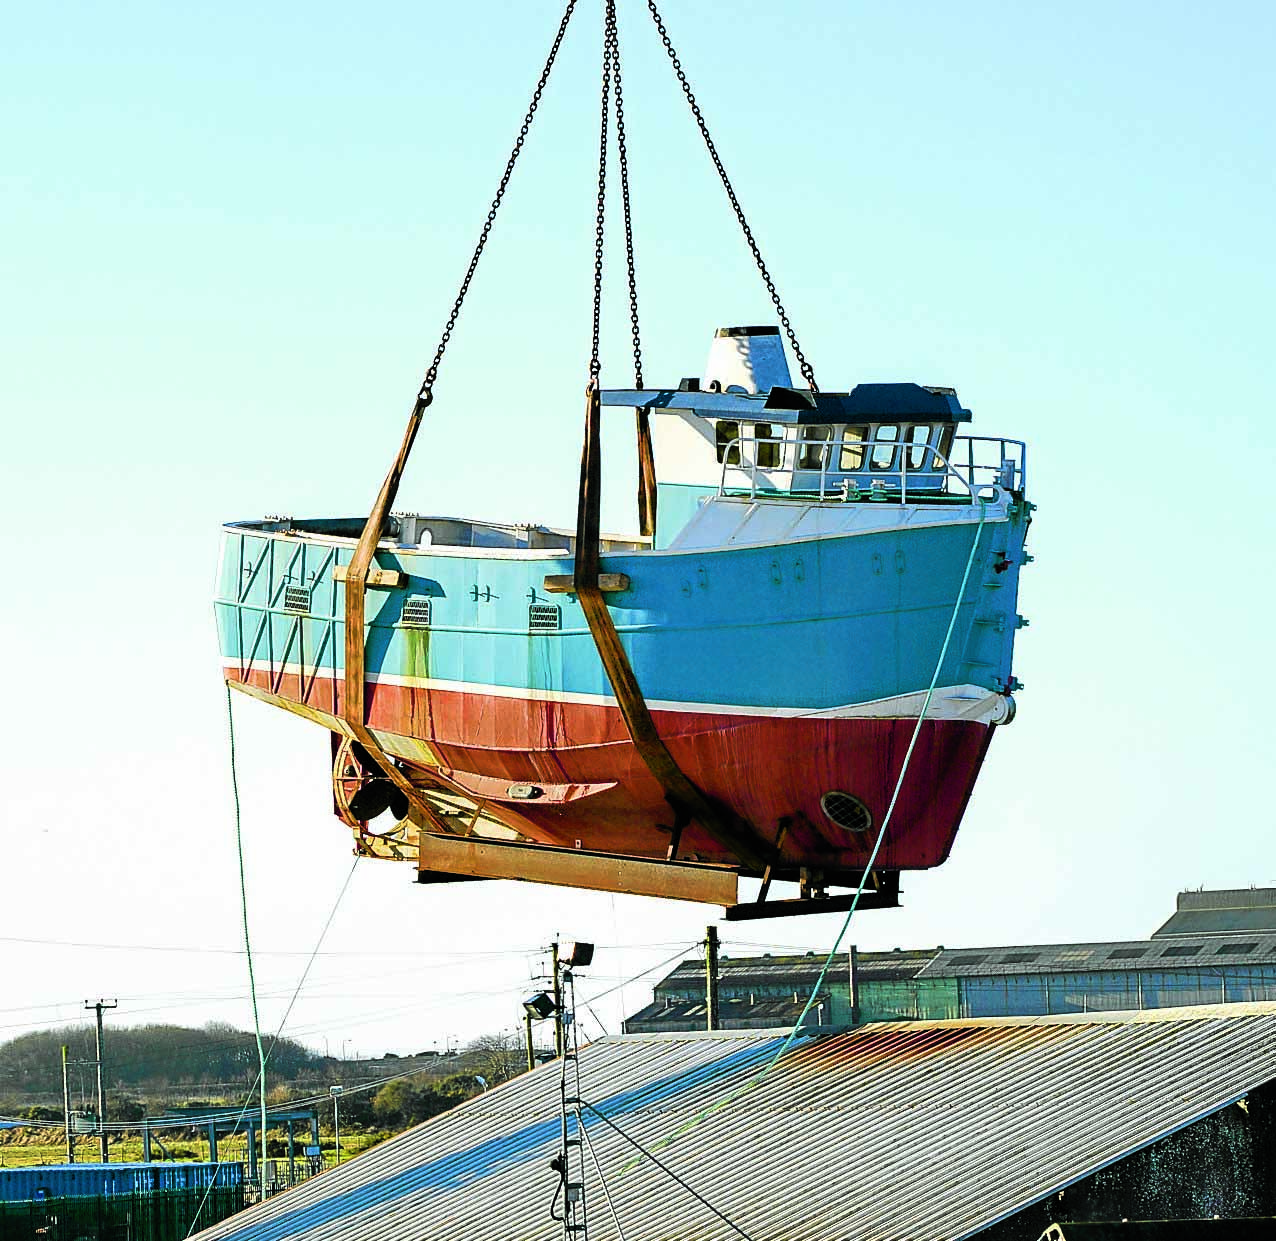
left=705, top=927, right=720, bottom=1031
left=61, top=1045, right=73, bottom=1164
left=85, top=998, right=117, bottom=1163
left=849, top=945, right=860, bottom=1025
left=551, top=942, right=564, bottom=1059
left=330, top=1087, right=342, bottom=1165
left=524, top=1010, right=536, bottom=1072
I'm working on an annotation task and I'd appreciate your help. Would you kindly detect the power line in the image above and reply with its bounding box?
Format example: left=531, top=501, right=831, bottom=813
left=0, top=935, right=693, bottom=959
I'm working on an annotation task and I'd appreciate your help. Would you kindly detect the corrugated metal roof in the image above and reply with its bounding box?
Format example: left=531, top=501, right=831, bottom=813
left=916, top=934, right=1276, bottom=977
left=662, top=955, right=842, bottom=989
left=656, top=936, right=1276, bottom=995
left=625, top=995, right=826, bottom=1032
left=195, top=1002, right=1276, bottom=1241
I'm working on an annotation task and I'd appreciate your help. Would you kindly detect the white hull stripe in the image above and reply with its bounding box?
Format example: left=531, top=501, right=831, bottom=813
left=222, top=659, right=1011, bottom=725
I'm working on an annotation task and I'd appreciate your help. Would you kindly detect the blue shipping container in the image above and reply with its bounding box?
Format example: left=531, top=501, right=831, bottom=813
left=0, top=1161, right=243, bottom=1203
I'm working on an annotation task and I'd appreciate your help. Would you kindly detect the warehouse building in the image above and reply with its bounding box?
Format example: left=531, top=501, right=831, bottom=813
left=624, top=886, right=1276, bottom=1034
left=192, top=1003, right=1276, bottom=1240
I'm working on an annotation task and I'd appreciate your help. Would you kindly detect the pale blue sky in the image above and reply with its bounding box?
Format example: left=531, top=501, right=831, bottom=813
left=2, top=2, right=1274, bottom=1060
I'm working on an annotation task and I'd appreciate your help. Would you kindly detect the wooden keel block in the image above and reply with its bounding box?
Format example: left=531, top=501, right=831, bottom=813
left=416, top=833, right=738, bottom=905
left=543, top=573, right=630, bottom=594
left=333, top=564, right=407, bottom=589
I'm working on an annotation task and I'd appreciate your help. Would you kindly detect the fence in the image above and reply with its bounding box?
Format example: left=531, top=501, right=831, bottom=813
left=0, top=1185, right=243, bottom=1241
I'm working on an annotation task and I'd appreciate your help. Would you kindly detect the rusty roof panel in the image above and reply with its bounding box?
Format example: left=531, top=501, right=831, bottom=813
left=194, top=1003, right=1276, bottom=1241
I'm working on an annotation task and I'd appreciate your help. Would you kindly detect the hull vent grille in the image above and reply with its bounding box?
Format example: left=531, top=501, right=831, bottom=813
left=283, top=585, right=311, bottom=614
left=529, top=604, right=562, bottom=632
left=402, top=597, right=433, bottom=628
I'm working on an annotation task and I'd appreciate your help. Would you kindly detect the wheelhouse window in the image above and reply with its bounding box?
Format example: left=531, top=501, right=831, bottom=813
left=870, top=424, right=899, bottom=471
left=797, top=426, right=832, bottom=471
left=839, top=425, right=868, bottom=471
left=715, top=420, right=741, bottom=465
left=906, top=424, right=932, bottom=470
left=753, top=423, right=781, bottom=469
left=936, top=422, right=956, bottom=465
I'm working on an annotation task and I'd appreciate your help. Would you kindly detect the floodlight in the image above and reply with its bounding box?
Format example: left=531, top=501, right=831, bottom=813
left=523, top=992, right=557, bottom=1020
left=564, top=941, right=595, bottom=967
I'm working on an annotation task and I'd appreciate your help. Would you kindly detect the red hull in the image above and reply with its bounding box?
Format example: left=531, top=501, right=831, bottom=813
left=229, top=668, right=995, bottom=875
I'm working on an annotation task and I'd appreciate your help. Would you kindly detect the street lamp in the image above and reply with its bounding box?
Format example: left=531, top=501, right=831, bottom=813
left=329, top=1086, right=343, bottom=1166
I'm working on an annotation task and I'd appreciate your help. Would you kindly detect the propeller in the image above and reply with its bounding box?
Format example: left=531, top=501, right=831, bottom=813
left=346, top=743, right=411, bottom=825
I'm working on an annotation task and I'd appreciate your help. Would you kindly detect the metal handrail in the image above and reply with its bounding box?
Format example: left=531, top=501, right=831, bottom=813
left=715, top=424, right=1026, bottom=503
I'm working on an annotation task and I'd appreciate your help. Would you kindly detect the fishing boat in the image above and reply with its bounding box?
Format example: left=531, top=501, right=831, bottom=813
left=216, top=326, right=1031, bottom=917
left=214, top=2, right=1034, bottom=918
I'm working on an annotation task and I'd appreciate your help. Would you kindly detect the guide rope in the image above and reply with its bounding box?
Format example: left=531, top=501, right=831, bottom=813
left=185, top=841, right=361, bottom=1236
left=224, top=685, right=268, bottom=1197
left=763, top=496, right=989, bottom=1062
left=634, top=497, right=990, bottom=1163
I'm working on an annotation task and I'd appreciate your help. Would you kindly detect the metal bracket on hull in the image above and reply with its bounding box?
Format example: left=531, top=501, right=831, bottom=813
left=724, top=870, right=900, bottom=922
left=573, top=382, right=774, bottom=872
left=415, top=832, right=740, bottom=906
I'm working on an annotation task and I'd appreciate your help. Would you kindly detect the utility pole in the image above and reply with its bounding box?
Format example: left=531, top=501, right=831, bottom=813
left=61, top=1045, right=73, bottom=1164
left=705, top=926, right=720, bottom=1031
left=551, top=941, right=564, bottom=1059
left=85, top=999, right=117, bottom=1163
left=524, top=1009, right=536, bottom=1072
left=849, top=945, right=860, bottom=1026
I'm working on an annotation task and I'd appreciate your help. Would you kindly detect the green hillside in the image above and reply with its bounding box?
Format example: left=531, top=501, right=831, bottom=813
left=0, top=1022, right=321, bottom=1100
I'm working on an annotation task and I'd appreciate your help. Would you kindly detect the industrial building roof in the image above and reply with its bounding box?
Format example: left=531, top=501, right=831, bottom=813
left=916, top=933, right=1276, bottom=978
left=1152, top=887, right=1276, bottom=939
left=195, top=1002, right=1276, bottom=1241
left=625, top=994, right=816, bottom=1032
left=652, top=932, right=1276, bottom=994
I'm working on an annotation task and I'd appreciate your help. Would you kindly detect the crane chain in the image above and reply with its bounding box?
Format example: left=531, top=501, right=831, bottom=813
left=416, top=0, right=579, bottom=412
left=589, top=1, right=613, bottom=382
left=644, top=0, right=817, bottom=392
left=609, top=0, right=644, bottom=390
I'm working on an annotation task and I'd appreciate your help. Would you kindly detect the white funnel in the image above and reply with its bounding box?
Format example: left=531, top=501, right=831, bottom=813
left=701, top=326, right=792, bottom=394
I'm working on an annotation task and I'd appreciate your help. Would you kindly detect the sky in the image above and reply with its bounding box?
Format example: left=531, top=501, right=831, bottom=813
left=2, top=0, right=1274, bottom=1079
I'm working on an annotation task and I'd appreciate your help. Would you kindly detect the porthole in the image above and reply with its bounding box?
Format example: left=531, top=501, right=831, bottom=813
left=819, top=790, right=872, bottom=834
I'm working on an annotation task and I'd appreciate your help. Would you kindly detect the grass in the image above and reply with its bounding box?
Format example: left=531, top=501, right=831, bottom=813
left=0, top=1130, right=385, bottom=1169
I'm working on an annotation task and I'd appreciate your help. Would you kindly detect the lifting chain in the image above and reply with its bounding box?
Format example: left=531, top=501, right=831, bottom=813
left=589, top=1, right=613, bottom=383
left=644, top=0, right=818, bottom=392
left=415, top=0, right=579, bottom=413
left=610, top=0, right=644, bottom=390
left=591, top=0, right=644, bottom=389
